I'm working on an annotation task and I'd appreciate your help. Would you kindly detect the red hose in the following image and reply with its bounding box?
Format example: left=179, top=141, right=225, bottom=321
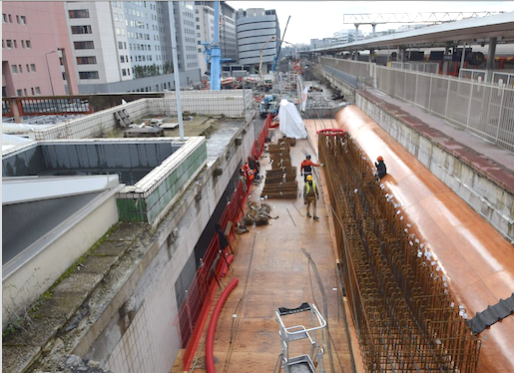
left=205, top=278, right=239, bottom=373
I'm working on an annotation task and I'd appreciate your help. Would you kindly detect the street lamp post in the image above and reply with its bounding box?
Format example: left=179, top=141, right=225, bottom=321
left=45, top=51, right=57, bottom=96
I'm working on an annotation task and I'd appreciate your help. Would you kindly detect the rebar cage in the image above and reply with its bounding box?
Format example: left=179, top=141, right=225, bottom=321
left=318, top=131, right=481, bottom=373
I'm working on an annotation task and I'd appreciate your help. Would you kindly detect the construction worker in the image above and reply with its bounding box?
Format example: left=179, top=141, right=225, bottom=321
left=240, top=161, right=254, bottom=183
left=300, top=154, right=322, bottom=182
left=375, top=156, right=387, bottom=179
left=303, top=175, right=319, bottom=221
left=247, top=155, right=260, bottom=179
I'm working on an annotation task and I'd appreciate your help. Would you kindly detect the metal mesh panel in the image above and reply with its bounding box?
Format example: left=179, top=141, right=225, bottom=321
left=319, top=132, right=481, bottom=373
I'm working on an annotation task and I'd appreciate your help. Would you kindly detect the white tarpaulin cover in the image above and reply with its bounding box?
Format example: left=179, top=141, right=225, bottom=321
left=278, top=99, right=308, bottom=139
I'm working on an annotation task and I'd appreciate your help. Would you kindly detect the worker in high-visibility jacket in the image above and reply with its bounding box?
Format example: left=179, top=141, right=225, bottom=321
left=303, top=175, right=319, bottom=221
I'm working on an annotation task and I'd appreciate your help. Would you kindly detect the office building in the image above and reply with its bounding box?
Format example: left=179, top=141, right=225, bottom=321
left=236, top=8, right=280, bottom=74
left=64, top=1, right=200, bottom=93
left=2, top=2, right=79, bottom=97
left=194, top=1, right=237, bottom=76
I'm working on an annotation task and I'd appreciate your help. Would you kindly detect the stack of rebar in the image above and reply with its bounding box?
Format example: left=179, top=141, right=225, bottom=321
left=262, top=143, right=298, bottom=199
left=319, top=132, right=481, bottom=373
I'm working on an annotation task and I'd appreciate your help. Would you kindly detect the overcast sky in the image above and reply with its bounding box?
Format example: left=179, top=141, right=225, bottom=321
left=226, top=1, right=514, bottom=44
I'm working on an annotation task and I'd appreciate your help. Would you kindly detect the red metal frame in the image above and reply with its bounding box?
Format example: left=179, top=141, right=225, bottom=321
left=178, top=115, right=271, bottom=370
left=316, top=128, right=346, bottom=136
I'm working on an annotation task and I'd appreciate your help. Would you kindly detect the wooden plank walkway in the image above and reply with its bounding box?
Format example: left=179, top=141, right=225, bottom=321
left=179, top=134, right=355, bottom=373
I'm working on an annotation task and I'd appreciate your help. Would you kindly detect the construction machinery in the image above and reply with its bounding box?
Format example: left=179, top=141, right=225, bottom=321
left=260, top=94, right=279, bottom=118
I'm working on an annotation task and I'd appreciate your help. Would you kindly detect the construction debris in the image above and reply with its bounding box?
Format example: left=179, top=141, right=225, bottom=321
left=243, top=202, right=277, bottom=226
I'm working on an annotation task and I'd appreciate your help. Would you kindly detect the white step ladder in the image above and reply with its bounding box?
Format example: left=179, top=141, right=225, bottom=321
left=274, top=302, right=327, bottom=373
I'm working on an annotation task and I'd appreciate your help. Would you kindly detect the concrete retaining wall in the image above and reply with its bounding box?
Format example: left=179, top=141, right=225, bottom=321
left=357, top=92, right=514, bottom=242
left=2, top=193, right=119, bottom=326
left=116, top=137, right=208, bottom=227
left=82, top=117, right=256, bottom=373
left=29, top=90, right=253, bottom=141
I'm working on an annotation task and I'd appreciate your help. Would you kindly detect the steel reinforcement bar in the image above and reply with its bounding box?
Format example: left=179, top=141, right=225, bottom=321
left=318, top=131, right=481, bottom=373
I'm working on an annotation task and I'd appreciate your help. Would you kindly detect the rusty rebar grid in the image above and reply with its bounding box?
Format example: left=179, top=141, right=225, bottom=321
left=318, top=132, right=481, bottom=373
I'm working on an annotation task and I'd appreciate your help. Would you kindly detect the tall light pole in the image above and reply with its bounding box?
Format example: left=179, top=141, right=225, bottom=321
left=45, top=50, right=57, bottom=96
left=169, top=4, right=184, bottom=140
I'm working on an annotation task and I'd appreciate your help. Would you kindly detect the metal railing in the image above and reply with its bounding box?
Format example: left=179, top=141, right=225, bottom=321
left=376, top=67, right=514, bottom=151
left=391, top=61, right=439, bottom=74
left=320, top=57, right=514, bottom=152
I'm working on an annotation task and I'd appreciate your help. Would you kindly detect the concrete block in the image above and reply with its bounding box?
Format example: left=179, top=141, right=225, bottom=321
left=53, top=273, right=103, bottom=295
left=1, top=345, right=41, bottom=373
left=3, top=316, right=66, bottom=347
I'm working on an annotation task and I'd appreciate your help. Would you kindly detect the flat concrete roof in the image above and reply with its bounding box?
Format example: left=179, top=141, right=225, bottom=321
left=309, top=12, right=514, bottom=52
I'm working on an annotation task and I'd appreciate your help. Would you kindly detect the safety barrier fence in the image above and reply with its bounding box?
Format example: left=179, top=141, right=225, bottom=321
left=176, top=114, right=271, bottom=370
left=320, top=57, right=514, bottom=152
left=319, top=131, right=481, bottom=372
left=2, top=96, right=93, bottom=117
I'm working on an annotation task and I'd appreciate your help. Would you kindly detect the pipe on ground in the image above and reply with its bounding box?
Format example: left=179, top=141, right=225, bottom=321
left=205, top=278, right=239, bottom=373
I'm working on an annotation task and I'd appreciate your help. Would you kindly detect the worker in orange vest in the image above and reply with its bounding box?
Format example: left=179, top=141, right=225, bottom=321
left=301, top=155, right=323, bottom=182
left=240, top=162, right=254, bottom=183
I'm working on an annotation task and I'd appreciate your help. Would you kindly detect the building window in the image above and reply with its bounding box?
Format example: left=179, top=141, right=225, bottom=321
left=74, top=41, right=94, bottom=49
left=21, top=40, right=24, bottom=48
left=118, top=41, right=123, bottom=49
left=124, top=42, right=127, bottom=49
left=26, top=40, right=31, bottom=48
left=68, top=9, right=90, bottom=19
left=24, top=88, right=27, bottom=96
left=17, top=89, right=22, bottom=96
left=26, top=64, right=29, bottom=72
left=122, top=68, right=127, bottom=76
left=13, top=40, right=17, bottom=48
left=2, top=14, right=6, bottom=23
left=8, top=14, right=12, bottom=23
left=71, top=25, right=92, bottom=34
left=18, top=64, right=22, bottom=73
left=11, top=65, right=18, bottom=74
left=76, top=56, right=97, bottom=64
left=31, top=87, right=35, bottom=95
left=1, top=40, right=4, bottom=49
left=16, top=15, right=20, bottom=23
left=120, top=56, right=125, bottom=63
left=35, top=87, right=41, bottom=95
left=30, top=64, right=36, bottom=72
left=21, top=16, right=26, bottom=24
left=79, top=71, right=99, bottom=79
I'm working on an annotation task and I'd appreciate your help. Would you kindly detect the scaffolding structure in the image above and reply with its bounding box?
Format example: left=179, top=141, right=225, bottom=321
left=318, top=130, right=481, bottom=372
